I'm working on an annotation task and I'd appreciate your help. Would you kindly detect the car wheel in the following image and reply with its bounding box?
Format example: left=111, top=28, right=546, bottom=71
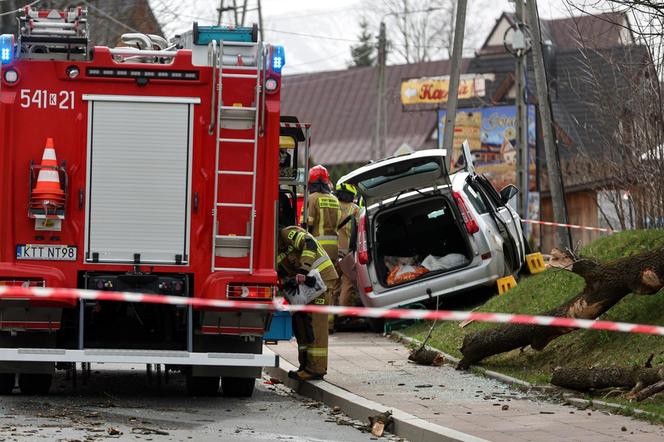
left=18, top=373, right=52, bottom=395
left=221, top=377, right=255, bottom=398
left=0, top=373, right=15, bottom=395
left=186, top=374, right=220, bottom=396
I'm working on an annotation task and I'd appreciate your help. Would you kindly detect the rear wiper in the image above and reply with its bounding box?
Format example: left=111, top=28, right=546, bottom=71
left=389, top=188, right=423, bottom=207
left=389, top=190, right=407, bottom=207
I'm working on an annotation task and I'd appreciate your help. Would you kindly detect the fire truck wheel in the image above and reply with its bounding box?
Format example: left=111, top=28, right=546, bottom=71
left=185, top=374, right=220, bottom=397
left=221, top=377, right=255, bottom=398
left=18, top=373, right=52, bottom=395
left=0, top=373, right=15, bottom=395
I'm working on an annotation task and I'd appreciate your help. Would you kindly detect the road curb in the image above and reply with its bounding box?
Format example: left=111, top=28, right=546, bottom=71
left=265, top=358, right=488, bottom=442
left=562, top=394, right=659, bottom=419
left=391, top=332, right=659, bottom=420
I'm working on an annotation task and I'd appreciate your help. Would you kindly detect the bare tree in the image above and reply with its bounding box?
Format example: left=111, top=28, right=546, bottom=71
left=362, top=0, right=491, bottom=64
left=362, top=0, right=456, bottom=63
left=560, top=1, right=664, bottom=230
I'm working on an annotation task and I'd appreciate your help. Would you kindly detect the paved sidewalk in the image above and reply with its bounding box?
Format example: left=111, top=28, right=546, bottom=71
left=271, top=332, right=664, bottom=442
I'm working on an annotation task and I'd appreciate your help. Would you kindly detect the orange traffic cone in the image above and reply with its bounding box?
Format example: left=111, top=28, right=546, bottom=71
left=31, top=138, right=65, bottom=209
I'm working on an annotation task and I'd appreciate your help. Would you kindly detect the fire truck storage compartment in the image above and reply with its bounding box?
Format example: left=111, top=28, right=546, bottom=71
left=84, top=96, right=197, bottom=265
left=374, top=196, right=472, bottom=286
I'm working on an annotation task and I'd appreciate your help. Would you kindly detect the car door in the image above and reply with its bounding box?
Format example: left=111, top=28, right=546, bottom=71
left=471, top=175, right=525, bottom=272
left=459, top=142, right=525, bottom=273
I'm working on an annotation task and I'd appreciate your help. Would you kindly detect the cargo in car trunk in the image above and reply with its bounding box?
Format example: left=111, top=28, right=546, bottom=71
left=373, top=196, right=472, bottom=286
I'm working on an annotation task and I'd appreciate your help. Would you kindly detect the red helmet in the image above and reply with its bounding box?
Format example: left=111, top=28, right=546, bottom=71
left=308, top=165, right=330, bottom=184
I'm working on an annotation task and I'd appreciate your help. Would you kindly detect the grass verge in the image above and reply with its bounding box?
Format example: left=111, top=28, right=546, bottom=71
left=402, top=229, right=664, bottom=421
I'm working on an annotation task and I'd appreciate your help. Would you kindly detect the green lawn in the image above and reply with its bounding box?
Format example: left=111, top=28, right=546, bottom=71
left=403, top=229, right=664, bottom=419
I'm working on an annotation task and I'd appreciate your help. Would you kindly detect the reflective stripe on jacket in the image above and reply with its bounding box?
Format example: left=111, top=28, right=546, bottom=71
left=307, top=192, right=341, bottom=260
left=278, top=226, right=338, bottom=281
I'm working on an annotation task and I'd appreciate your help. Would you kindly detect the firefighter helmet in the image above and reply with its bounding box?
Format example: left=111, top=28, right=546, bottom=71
left=335, top=182, right=357, bottom=197
left=308, top=165, right=330, bottom=184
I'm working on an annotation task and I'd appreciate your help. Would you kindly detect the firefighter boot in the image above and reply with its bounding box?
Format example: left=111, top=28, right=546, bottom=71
left=288, top=369, right=324, bottom=381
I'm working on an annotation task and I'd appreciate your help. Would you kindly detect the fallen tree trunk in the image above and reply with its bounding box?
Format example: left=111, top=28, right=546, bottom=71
left=635, top=379, right=664, bottom=402
left=458, top=248, right=664, bottom=370
left=551, top=366, right=662, bottom=390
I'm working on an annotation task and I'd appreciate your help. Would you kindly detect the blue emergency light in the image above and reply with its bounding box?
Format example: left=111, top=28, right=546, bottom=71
left=0, top=34, right=14, bottom=65
left=271, top=45, right=285, bottom=74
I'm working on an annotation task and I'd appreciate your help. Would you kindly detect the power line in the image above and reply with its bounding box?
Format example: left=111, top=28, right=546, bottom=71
left=264, top=26, right=473, bottom=53
left=269, top=5, right=363, bottom=21
left=264, top=27, right=360, bottom=43
left=287, top=43, right=377, bottom=69
left=286, top=50, right=349, bottom=68
left=82, top=0, right=140, bottom=33
left=149, top=4, right=470, bottom=55
left=0, top=0, right=40, bottom=17
left=150, top=0, right=240, bottom=29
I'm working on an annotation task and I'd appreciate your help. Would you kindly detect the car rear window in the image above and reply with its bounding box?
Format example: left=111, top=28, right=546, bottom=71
left=463, top=183, right=489, bottom=214
left=359, top=160, right=439, bottom=190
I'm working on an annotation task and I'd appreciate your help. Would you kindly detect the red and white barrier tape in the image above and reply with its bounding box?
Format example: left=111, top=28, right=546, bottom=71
left=0, top=286, right=662, bottom=336
left=522, top=219, right=615, bottom=233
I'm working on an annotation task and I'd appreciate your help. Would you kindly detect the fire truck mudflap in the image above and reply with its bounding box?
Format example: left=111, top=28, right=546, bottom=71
left=0, top=8, right=288, bottom=397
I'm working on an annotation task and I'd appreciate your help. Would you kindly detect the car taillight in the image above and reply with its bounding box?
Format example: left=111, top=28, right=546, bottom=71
left=357, top=214, right=369, bottom=265
left=227, top=284, right=275, bottom=300
left=453, top=191, right=479, bottom=235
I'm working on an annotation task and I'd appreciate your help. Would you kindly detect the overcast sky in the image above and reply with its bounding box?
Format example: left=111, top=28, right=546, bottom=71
left=149, top=0, right=597, bottom=75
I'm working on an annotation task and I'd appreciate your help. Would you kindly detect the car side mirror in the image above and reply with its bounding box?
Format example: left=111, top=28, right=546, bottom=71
left=499, top=184, right=519, bottom=204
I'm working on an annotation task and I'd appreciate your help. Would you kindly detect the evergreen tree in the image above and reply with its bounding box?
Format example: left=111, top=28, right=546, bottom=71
left=349, top=18, right=375, bottom=68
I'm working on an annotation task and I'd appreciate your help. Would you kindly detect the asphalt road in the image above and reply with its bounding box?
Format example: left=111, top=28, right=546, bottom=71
left=0, top=366, right=396, bottom=441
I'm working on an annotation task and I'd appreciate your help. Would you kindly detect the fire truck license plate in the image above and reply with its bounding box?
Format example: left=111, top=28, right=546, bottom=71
left=16, top=245, right=77, bottom=261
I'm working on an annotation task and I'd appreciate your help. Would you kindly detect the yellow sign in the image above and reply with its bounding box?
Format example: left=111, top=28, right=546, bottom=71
left=401, top=76, right=485, bottom=105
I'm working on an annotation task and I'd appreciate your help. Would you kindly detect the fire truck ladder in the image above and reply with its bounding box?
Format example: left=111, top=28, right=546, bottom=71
left=210, top=39, right=267, bottom=273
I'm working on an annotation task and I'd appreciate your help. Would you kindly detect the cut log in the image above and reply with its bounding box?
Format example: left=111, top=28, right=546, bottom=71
left=551, top=367, right=662, bottom=391
left=635, top=379, right=664, bottom=401
left=368, top=410, right=393, bottom=437
left=409, top=347, right=445, bottom=366
left=458, top=248, right=664, bottom=369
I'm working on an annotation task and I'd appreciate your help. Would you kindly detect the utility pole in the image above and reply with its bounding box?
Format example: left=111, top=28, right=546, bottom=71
left=257, top=0, right=264, bottom=40
left=216, top=0, right=225, bottom=26
left=514, top=0, right=529, bottom=219
left=441, top=0, right=467, bottom=163
left=447, top=0, right=457, bottom=58
left=231, top=0, right=238, bottom=26
left=526, top=0, right=570, bottom=249
left=374, top=21, right=387, bottom=160
left=240, top=0, right=249, bottom=26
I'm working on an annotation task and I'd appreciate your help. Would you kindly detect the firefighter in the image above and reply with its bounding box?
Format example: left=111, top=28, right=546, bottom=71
left=277, top=225, right=338, bottom=381
left=334, top=182, right=361, bottom=307
left=304, top=165, right=341, bottom=332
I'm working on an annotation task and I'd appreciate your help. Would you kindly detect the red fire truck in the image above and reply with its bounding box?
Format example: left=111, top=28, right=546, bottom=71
left=0, top=7, right=305, bottom=397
